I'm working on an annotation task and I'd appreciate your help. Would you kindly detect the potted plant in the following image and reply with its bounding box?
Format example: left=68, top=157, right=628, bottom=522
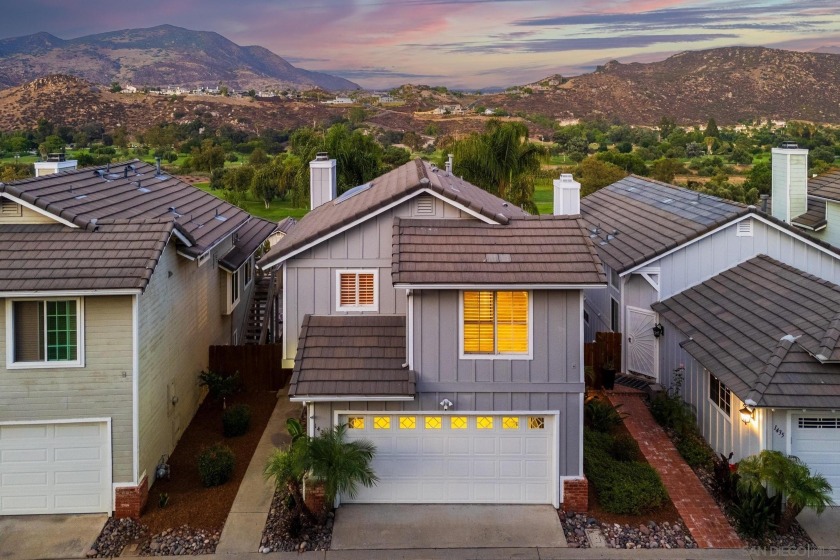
left=601, top=355, right=616, bottom=390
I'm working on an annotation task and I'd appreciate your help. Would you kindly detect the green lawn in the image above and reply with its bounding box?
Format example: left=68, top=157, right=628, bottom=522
left=191, top=182, right=309, bottom=221
left=534, top=176, right=553, bottom=215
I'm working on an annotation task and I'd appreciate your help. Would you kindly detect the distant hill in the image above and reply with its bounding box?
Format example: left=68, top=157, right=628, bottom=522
left=0, top=25, right=359, bottom=92
left=486, top=46, right=840, bottom=125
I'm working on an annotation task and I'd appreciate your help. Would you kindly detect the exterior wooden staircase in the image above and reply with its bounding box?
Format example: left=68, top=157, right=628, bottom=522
left=244, top=276, right=271, bottom=344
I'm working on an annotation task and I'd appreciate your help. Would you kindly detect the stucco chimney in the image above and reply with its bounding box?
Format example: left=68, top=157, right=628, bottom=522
left=771, top=143, right=808, bottom=223
left=34, top=153, right=77, bottom=177
left=553, top=173, right=581, bottom=216
left=309, top=152, right=337, bottom=210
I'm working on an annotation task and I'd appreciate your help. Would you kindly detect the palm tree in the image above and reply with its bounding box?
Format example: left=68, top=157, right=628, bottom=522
left=264, top=437, right=315, bottom=531
left=308, top=424, right=379, bottom=507
left=738, top=450, right=834, bottom=534
left=450, top=120, right=545, bottom=213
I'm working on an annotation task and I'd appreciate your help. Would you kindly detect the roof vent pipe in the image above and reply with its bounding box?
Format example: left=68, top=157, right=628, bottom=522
left=106, top=163, right=110, bottom=173
left=155, top=156, right=162, bottom=176
left=759, top=193, right=769, bottom=213
left=445, top=153, right=454, bottom=175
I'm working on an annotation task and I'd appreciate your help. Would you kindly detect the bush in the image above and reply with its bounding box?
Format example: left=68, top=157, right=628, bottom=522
left=223, top=404, right=252, bottom=437
left=585, top=430, right=668, bottom=514
left=732, top=484, right=779, bottom=539
left=198, top=370, right=241, bottom=403
left=197, top=443, right=235, bottom=487
left=611, top=433, right=641, bottom=462
left=675, top=433, right=714, bottom=469
left=584, top=396, right=625, bottom=432
left=650, top=392, right=696, bottom=435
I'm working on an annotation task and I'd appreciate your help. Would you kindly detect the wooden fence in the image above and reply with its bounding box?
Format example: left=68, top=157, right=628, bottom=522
left=584, top=331, right=622, bottom=387
left=209, top=344, right=291, bottom=392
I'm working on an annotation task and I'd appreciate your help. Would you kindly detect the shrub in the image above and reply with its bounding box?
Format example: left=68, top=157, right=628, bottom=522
left=198, top=370, right=241, bottom=403
left=222, top=404, right=252, bottom=437
left=732, top=484, right=779, bottom=539
left=650, top=392, right=696, bottom=435
left=584, top=396, right=625, bottom=432
left=611, top=433, right=641, bottom=462
left=584, top=430, right=668, bottom=514
left=197, top=443, right=235, bottom=487
left=675, top=433, right=714, bottom=469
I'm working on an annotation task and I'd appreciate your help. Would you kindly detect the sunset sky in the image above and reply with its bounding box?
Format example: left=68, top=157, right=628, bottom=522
left=1, top=0, right=839, bottom=89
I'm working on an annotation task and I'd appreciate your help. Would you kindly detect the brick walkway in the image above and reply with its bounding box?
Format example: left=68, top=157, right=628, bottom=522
left=606, top=392, right=744, bottom=549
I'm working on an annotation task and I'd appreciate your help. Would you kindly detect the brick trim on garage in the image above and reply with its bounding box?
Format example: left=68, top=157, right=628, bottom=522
left=115, top=475, right=148, bottom=519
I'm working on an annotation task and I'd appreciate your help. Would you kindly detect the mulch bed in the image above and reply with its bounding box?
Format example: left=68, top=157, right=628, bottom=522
left=90, top=390, right=278, bottom=557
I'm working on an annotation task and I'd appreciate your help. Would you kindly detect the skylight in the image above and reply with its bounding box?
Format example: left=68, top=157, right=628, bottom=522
left=334, top=183, right=372, bottom=204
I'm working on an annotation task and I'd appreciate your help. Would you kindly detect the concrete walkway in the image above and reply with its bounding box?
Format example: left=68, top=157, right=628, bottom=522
left=607, top=392, right=743, bottom=549
left=216, top=389, right=301, bottom=554
left=331, top=504, right=567, bottom=549
left=797, top=506, right=840, bottom=549
left=0, top=513, right=106, bottom=560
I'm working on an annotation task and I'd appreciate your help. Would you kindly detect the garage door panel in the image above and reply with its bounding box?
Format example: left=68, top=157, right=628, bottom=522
left=792, top=415, right=840, bottom=502
left=0, top=421, right=111, bottom=515
left=342, top=413, right=556, bottom=504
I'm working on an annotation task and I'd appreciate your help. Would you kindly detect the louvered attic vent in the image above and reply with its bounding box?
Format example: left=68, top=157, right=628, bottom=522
left=736, top=219, right=753, bottom=237
left=415, top=194, right=435, bottom=215
left=0, top=198, right=22, bottom=217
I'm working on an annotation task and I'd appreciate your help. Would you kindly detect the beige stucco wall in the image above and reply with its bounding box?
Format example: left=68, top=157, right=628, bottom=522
left=0, top=200, right=59, bottom=224
left=137, top=240, right=232, bottom=486
left=0, top=295, right=135, bottom=482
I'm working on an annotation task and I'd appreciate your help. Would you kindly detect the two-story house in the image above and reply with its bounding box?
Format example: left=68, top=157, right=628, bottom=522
left=580, top=147, right=840, bottom=501
left=0, top=160, right=276, bottom=517
left=260, top=157, right=605, bottom=509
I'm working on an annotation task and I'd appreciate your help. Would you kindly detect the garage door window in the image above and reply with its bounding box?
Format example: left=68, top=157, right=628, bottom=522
left=528, top=417, right=545, bottom=429
left=424, top=417, right=442, bottom=429
left=9, top=299, right=83, bottom=367
left=374, top=417, right=390, bottom=429
left=450, top=417, right=468, bottom=429
left=399, top=416, right=416, bottom=429
left=503, top=417, right=520, bottom=430
left=348, top=417, right=365, bottom=429
left=798, top=418, right=840, bottom=429
left=462, top=291, right=531, bottom=358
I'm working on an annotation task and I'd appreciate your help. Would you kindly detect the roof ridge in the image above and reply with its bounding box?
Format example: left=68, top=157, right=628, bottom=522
left=749, top=335, right=796, bottom=406
left=816, top=311, right=840, bottom=362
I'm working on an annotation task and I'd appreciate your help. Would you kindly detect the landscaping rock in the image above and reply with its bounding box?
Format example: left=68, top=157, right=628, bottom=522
left=138, top=525, right=219, bottom=556
left=91, top=518, right=148, bottom=558
left=260, top=486, right=333, bottom=552
left=561, top=511, right=696, bottom=549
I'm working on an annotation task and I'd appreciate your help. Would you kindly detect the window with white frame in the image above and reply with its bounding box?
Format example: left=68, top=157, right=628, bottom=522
left=709, top=373, right=731, bottom=416
left=8, top=299, right=83, bottom=367
left=336, top=270, right=378, bottom=311
left=461, top=290, right=531, bottom=357
left=230, top=267, right=241, bottom=307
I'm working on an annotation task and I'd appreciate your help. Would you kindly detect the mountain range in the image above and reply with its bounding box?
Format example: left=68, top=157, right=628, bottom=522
left=0, top=25, right=359, bottom=91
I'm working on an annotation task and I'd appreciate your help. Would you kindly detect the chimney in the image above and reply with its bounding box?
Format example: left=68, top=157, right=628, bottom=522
left=771, top=142, right=808, bottom=223
left=309, top=152, right=337, bottom=210
left=445, top=153, right=454, bottom=175
left=33, top=154, right=77, bottom=177
left=553, top=173, right=581, bottom=216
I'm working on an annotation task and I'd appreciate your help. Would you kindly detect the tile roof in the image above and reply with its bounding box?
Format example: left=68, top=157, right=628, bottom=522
left=1, top=160, right=260, bottom=258
left=579, top=175, right=748, bottom=273
left=219, top=217, right=277, bottom=272
left=809, top=168, right=840, bottom=202
left=0, top=219, right=172, bottom=292
left=259, top=158, right=529, bottom=268
left=652, top=255, right=840, bottom=408
left=791, top=198, right=827, bottom=231
left=392, top=216, right=605, bottom=286
left=289, top=315, right=416, bottom=399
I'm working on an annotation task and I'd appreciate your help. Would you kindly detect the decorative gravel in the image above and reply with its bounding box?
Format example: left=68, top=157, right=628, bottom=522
left=561, top=511, right=696, bottom=549
left=87, top=518, right=218, bottom=557
left=260, top=487, right=333, bottom=553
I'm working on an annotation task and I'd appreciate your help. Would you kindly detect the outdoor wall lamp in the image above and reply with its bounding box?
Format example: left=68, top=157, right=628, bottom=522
left=440, top=398, right=453, bottom=411
left=739, top=399, right=757, bottom=425
left=652, top=323, right=665, bottom=338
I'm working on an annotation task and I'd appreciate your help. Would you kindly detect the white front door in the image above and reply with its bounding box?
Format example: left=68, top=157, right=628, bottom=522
left=626, top=306, right=658, bottom=379
left=0, top=420, right=111, bottom=514
left=791, top=414, right=840, bottom=502
left=340, top=412, right=556, bottom=505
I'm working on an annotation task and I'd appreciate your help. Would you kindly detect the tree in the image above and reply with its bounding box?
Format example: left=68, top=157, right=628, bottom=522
left=574, top=157, right=628, bottom=196
left=223, top=165, right=255, bottom=193
left=109, top=82, right=122, bottom=93
left=251, top=162, right=284, bottom=209
left=38, top=135, right=65, bottom=157
left=743, top=161, right=772, bottom=195
left=738, top=450, right=834, bottom=534
left=249, top=148, right=269, bottom=167
left=348, top=107, right=369, bottom=125
left=449, top=120, right=545, bottom=212
left=704, top=118, right=719, bottom=138
left=658, top=116, right=677, bottom=139
left=650, top=158, right=686, bottom=183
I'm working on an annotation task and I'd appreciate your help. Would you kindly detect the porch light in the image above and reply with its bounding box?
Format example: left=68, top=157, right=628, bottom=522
left=739, top=405, right=754, bottom=425
left=652, top=323, right=665, bottom=338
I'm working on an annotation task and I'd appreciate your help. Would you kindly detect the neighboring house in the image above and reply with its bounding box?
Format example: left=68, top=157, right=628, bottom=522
left=260, top=159, right=604, bottom=509
left=580, top=147, right=840, bottom=501
left=0, top=160, right=275, bottom=517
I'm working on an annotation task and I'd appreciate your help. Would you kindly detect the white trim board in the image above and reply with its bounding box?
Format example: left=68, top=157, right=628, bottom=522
left=259, top=188, right=501, bottom=270
left=397, top=283, right=607, bottom=290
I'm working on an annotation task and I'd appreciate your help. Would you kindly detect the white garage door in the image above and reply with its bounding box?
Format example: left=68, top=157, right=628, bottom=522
left=340, top=412, right=556, bottom=505
left=0, top=420, right=111, bottom=514
left=791, top=415, right=840, bottom=502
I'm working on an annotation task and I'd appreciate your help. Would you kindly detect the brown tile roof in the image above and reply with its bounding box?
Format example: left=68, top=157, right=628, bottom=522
left=809, top=168, right=840, bottom=202
left=580, top=175, right=748, bottom=273
left=791, top=198, right=827, bottom=231
left=259, top=158, right=529, bottom=268
left=219, top=217, right=277, bottom=272
left=652, top=255, right=840, bottom=408
left=1, top=160, right=266, bottom=258
left=289, top=315, right=416, bottom=399
left=0, top=219, right=171, bottom=292
left=392, top=216, right=606, bottom=286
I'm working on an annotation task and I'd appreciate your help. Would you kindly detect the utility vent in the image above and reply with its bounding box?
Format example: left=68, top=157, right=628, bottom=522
left=736, top=219, right=753, bottom=237
left=137, top=187, right=151, bottom=194
left=798, top=417, right=840, bottom=429
left=661, top=198, right=674, bottom=204
left=415, top=195, right=435, bottom=215
left=0, top=198, right=22, bottom=217
left=485, top=253, right=512, bottom=263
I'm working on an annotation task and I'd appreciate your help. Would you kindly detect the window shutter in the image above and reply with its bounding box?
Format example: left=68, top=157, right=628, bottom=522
left=497, top=291, right=528, bottom=353
left=339, top=273, right=357, bottom=306
left=357, top=273, right=375, bottom=305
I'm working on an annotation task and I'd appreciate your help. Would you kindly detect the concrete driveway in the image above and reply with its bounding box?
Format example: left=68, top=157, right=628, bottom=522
left=797, top=506, right=840, bottom=549
left=0, top=514, right=107, bottom=560
left=331, top=505, right=566, bottom=550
